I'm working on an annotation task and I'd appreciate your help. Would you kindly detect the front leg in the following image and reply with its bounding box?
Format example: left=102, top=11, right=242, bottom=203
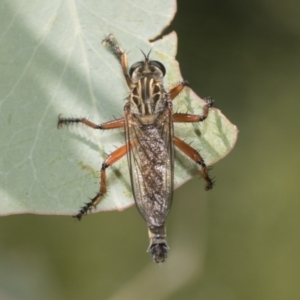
left=102, top=34, right=132, bottom=87
left=169, top=80, right=189, bottom=100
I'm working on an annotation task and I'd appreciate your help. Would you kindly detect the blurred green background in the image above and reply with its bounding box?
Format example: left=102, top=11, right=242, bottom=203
left=1, top=0, right=299, bottom=299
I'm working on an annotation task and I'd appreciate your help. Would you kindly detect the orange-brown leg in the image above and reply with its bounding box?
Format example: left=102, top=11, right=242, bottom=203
left=173, top=97, right=214, bottom=123
left=57, top=115, right=125, bottom=130
left=74, top=144, right=128, bottom=220
left=169, top=80, right=189, bottom=100
left=102, top=34, right=132, bottom=87
left=58, top=114, right=127, bottom=219
left=173, top=136, right=214, bottom=190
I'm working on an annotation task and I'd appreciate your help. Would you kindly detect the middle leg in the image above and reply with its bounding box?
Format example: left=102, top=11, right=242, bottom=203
left=58, top=115, right=125, bottom=130
left=173, top=97, right=214, bottom=123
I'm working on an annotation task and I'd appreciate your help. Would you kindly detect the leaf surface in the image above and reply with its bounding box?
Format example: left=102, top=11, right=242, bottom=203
left=0, top=0, right=237, bottom=216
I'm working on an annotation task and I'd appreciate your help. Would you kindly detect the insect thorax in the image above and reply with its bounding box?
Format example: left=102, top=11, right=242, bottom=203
left=128, top=77, right=168, bottom=125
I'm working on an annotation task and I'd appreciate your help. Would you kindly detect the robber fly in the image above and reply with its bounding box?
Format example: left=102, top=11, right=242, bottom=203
left=58, top=34, right=214, bottom=263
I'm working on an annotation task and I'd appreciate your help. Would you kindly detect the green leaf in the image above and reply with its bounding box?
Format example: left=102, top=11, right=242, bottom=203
left=0, top=0, right=237, bottom=216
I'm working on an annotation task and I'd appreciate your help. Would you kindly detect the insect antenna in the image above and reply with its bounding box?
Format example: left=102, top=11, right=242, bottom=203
left=137, top=47, right=153, bottom=61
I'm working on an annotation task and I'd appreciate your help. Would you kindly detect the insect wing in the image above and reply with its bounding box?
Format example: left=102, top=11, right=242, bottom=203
left=125, top=107, right=174, bottom=227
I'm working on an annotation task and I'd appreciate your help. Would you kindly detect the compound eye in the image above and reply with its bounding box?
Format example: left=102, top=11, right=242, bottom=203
left=129, top=61, right=144, bottom=77
left=150, top=61, right=166, bottom=76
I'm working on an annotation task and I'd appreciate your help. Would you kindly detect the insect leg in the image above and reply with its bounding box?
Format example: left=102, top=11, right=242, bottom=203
left=57, top=115, right=124, bottom=130
left=169, top=80, right=189, bottom=100
left=173, top=136, right=214, bottom=190
left=173, top=97, right=214, bottom=123
left=74, top=144, right=128, bottom=220
left=102, top=34, right=132, bottom=87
